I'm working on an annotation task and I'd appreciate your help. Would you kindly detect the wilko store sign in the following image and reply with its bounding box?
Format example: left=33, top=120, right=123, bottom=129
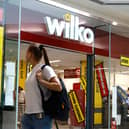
left=45, top=15, right=94, bottom=44
left=96, top=63, right=109, bottom=98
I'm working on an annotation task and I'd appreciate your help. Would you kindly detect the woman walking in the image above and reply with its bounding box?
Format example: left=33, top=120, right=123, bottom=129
left=21, top=45, right=62, bottom=129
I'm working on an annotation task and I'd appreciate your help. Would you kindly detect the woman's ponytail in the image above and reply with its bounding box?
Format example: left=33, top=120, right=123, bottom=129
left=39, top=45, right=51, bottom=66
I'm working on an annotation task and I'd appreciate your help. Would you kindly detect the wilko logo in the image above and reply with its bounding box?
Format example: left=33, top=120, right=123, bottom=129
left=45, top=15, right=94, bottom=44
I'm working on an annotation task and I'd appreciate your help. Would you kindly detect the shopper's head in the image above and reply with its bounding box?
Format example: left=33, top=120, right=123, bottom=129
left=26, top=45, right=50, bottom=66
left=26, top=45, right=42, bottom=64
left=58, top=73, right=62, bottom=78
left=19, top=86, right=23, bottom=93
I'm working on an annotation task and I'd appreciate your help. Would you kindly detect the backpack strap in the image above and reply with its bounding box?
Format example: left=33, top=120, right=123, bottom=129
left=37, top=65, right=47, bottom=111
left=41, top=64, right=47, bottom=70
left=54, top=120, right=59, bottom=129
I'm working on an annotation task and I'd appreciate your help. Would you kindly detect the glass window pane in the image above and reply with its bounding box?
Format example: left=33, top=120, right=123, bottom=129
left=0, top=1, right=21, bottom=129
left=94, top=24, right=111, bottom=128
left=19, top=1, right=111, bottom=129
left=111, top=24, right=129, bottom=128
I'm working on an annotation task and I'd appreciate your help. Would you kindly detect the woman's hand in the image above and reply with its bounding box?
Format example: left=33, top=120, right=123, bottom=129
left=36, top=70, right=43, bottom=82
left=36, top=70, right=62, bottom=92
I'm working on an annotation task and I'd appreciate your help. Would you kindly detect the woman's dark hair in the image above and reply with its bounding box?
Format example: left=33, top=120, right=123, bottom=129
left=39, top=45, right=51, bottom=66
left=28, top=45, right=42, bottom=62
left=28, top=45, right=51, bottom=66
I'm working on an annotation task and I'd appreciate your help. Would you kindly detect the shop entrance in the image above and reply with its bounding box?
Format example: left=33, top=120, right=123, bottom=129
left=18, top=42, right=88, bottom=129
left=1, top=0, right=129, bottom=129
left=16, top=41, right=108, bottom=129
left=0, top=0, right=112, bottom=129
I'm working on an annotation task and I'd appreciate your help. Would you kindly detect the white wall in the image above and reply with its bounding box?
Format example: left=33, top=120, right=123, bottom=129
left=63, top=78, right=80, bottom=92
left=59, top=72, right=80, bottom=92
left=61, top=72, right=129, bottom=92
left=60, top=69, right=129, bottom=93
left=105, top=72, right=129, bottom=91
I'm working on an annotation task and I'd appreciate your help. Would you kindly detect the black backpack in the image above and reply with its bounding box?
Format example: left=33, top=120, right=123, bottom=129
left=38, top=65, right=70, bottom=121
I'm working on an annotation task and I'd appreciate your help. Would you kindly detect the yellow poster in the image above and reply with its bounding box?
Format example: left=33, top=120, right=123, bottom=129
left=80, top=60, right=103, bottom=125
left=94, top=61, right=103, bottom=108
left=0, top=26, right=4, bottom=102
left=94, top=71, right=103, bottom=124
left=80, top=61, right=87, bottom=92
left=120, top=56, right=129, bottom=67
left=69, top=91, right=85, bottom=123
left=19, top=60, right=27, bottom=89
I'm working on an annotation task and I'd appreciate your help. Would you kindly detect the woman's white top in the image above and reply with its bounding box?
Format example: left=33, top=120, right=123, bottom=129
left=25, top=63, right=56, bottom=114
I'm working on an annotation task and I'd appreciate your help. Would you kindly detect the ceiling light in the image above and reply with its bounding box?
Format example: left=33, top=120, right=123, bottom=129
left=0, top=8, right=3, bottom=22
left=55, top=70, right=64, bottom=73
left=37, top=0, right=91, bottom=17
left=50, top=60, right=61, bottom=63
left=112, top=21, right=118, bottom=26
left=6, top=29, right=18, bottom=34
left=90, top=0, right=129, bottom=5
left=7, top=27, right=44, bottom=34
left=22, top=27, right=43, bottom=32
left=9, top=49, right=13, bottom=53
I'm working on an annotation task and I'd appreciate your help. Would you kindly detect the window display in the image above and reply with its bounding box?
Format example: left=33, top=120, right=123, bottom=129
left=4, top=62, right=16, bottom=106
left=2, top=0, right=129, bottom=129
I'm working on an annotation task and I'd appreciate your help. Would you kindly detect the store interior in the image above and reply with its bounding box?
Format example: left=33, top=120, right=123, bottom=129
left=2, top=40, right=129, bottom=129
left=1, top=1, right=129, bottom=129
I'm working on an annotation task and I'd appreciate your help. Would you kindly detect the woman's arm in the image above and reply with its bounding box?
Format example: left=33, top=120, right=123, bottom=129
left=36, top=70, right=62, bottom=92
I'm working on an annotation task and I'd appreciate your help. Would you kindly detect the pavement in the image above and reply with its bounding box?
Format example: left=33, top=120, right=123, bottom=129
left=53, top=123, right=129, bottom=129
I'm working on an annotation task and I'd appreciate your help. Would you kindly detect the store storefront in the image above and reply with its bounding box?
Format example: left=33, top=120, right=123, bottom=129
left=1, top=0, right=129, bottom=129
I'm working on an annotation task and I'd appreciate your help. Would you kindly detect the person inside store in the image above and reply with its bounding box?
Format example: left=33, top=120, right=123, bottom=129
left=21, top=45, right=62, bottom=129
left=127, top=87, right=129, bottom=115
left=18, top=87, right=25, bottom=129
left=127, top=87, right=129, bottom=95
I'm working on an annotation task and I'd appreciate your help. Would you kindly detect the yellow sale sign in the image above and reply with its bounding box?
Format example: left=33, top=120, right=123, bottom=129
left=0, top=26, right=4, bottom=102
left=69, top=91, right=85, bottom=123
left=19, top=60, right=27, bottom=89
left=120, top=56, right=129, bottom=67
left=80, top=61, right=87, bottom=92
